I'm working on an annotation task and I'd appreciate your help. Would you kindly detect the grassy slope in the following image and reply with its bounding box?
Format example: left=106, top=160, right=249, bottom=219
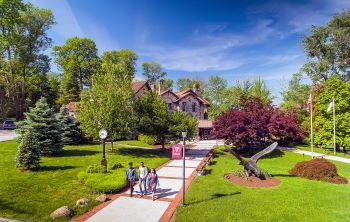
left=0, top=140, right=169, bottom=222
left=174, top=147, right=350, bottom=222
left=295, top=144, right=350, bottom=158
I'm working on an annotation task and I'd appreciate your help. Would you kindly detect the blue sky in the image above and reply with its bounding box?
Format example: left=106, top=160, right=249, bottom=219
left=29, top=0, right=350, bottom=104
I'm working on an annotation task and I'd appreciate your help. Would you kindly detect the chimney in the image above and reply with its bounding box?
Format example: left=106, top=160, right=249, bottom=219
left=158, top=79, right=164, bottom=95
left=193, top=83, right=200, bottom=94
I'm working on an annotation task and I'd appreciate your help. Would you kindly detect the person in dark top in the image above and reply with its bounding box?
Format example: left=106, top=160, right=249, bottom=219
left=126, top=162, right=136, bottom=197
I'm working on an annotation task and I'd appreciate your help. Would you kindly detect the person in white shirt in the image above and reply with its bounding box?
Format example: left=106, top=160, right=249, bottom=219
left=138, top=162, right=148, bottom=197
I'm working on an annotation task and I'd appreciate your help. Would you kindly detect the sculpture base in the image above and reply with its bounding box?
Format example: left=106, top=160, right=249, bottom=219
left=225, top=173, right=280, bottom=188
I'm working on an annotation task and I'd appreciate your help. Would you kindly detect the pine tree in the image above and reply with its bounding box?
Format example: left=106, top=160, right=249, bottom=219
left=16, top=97, right=62, bottom=155
left=57, top=106, right=82, bottom=145
left=16, top=131, right=41, bottom=170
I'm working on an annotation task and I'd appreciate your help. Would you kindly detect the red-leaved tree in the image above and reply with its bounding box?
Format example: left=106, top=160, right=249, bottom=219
left=212, top=97, right=304, bottom=155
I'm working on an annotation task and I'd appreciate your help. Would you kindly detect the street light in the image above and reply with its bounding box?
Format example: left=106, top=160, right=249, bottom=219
left=181, top=130, right=187, bottom=207
left=99, top=128, right=108, bottom=173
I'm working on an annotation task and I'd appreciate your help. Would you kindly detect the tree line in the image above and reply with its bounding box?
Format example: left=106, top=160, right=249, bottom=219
left=281, top=11, right=350, bottom=150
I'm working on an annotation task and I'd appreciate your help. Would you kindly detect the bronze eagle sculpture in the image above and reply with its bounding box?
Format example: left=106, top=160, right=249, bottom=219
left=231, top=142, right=278, bottom=180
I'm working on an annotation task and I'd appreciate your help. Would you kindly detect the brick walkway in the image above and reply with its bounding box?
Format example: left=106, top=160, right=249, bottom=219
left=74, top=140, right=219, bottom=222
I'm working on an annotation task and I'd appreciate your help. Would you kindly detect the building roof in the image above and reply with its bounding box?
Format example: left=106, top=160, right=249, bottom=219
left=175, top=89, right=210, bottom=105
left=131, top=81, right=150, bottom=94
left=65, top=102, right=77, bottom=112
left=198, top=120, right=213, bottom=128
left=160, top=89, right=179, bottom=98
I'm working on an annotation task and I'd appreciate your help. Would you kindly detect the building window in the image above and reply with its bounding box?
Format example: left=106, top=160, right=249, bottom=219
left=192, top=102, right=196, bottom=112
left=168, top=103, right=172, bottom=110
left=204, top=112, right=208, bottom=120
left=182, top=102, right=187, bottom=112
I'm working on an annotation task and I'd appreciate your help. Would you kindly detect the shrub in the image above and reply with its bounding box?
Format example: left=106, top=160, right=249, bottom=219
left=110, top=162, right=123, bottom=170
left=78, top=170, right=126, bottom=193
left=16, top=131, right=41, bottom=170
left=86, top=164, right=104, bottom=173
left=138, top=134, right=157, bottom=145
left=289, top=158, right=348, bottom=184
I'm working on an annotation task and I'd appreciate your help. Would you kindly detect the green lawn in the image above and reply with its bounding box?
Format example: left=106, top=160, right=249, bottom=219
left=295, top=144, right=350, bottom=158
left=116, top=140, right=155, bottom=148
left=174, top=146, right=350, bottom=222
left=0, top=140, right=169, bottom=222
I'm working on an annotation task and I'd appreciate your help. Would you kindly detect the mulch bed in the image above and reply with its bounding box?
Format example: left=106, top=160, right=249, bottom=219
left=225, top=173, right=280, bottom=187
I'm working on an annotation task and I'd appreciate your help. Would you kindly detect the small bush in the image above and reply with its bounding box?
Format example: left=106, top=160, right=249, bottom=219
left=110, top=162, right=123, bottom=170
left=86, top=164, right=104, bottom=173
left=138, top=134, right=157, bottom=145
left=78, top=170, right=127, bottom=193
left=289, top=158, right=348, bottom=184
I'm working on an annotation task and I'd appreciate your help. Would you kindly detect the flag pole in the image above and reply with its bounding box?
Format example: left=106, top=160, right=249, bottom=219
left=332, top=97, right=336, bottom=155
left=310, top=92, right=314, bottom=158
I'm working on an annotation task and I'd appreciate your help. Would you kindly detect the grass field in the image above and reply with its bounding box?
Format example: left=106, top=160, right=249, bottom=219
left=295, top=144, right=350, bottom=158
left=0, top=140, right=169, bottom=222
left=174, top=146, right=350, bottom=222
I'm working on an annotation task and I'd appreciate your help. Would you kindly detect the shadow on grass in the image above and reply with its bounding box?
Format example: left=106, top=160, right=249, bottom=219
left=261, top=149, right=285, bottom=160
left=39, top=166, right=77, bottom=171
left=0, top=198, right=29, bottom=214
left=272, top=173, right=296, bottom=178
left=111, top=147, right=169, bottom=158
left=54, top=149, right=100, bottom=157
left=189, top=192, right=241, bottom=206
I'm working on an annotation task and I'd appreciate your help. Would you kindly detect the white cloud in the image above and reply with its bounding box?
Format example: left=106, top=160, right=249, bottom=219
left=139, top=19, right=281, bottom=72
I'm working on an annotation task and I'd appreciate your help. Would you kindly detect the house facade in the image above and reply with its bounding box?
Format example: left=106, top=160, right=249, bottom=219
left=131, top=80, right=213, bottom=139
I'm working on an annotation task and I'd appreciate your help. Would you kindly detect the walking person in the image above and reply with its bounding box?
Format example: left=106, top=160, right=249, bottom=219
left=147, top=168, right=160, bottom=201
left=138, top=162, right=148, bottom=197
left=126, top=162, right=136, bottom=197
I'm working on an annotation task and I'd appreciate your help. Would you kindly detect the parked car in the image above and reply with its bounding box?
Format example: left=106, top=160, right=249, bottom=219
left=2, top=119, right=17, bottom=130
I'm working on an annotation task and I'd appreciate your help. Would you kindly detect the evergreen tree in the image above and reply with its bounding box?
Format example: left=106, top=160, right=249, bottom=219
left=16, top=131, right=41, bottom=170
left=16, top=97, right=62, bottom=155
left=57, top=106, right=82, bottom=145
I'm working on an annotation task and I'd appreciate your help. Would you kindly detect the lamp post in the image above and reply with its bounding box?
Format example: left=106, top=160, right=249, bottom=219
left=99, top=128, right=108, bottom=173
left=181, top=130, right=187, bottom=207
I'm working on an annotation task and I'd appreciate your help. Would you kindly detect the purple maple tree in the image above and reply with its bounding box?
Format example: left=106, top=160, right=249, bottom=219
left=212, top=97, right=304, bottom=155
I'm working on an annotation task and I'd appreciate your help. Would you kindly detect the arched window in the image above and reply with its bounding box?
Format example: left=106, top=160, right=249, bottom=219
left=192, top=102, right=196, bottom=112
left=203, top=112, right=208, bottom=120
left=182, top=102, right=187, bottom=112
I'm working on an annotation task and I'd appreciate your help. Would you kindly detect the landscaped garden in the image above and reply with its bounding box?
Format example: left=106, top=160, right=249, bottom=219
left=174, top=146, right=350, bottom=222
left=0, top=140, right=169, bottom=221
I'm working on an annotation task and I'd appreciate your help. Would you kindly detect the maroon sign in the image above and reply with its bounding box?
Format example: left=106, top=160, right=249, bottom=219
left=172, top=144, right=183, bottom=159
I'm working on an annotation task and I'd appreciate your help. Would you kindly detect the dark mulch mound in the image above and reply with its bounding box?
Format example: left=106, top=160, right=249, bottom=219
left=225, top=174, right=280, bottom=187
left=289, top=158, right=348, bottom=184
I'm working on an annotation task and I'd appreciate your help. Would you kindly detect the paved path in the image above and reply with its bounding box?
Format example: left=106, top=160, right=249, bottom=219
left=0, top=130, right=17, bottom=142
left=86, top=140, right=218, bottom=222
left=281, top=147, right=350, bottom=164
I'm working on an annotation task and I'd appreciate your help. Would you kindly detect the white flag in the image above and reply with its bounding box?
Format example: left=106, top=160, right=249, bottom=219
left=327, top=99, right=334, bottom=112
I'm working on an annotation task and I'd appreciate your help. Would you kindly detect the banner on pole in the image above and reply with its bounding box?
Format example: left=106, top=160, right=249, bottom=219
left=172, top=144, right=183, bottom=159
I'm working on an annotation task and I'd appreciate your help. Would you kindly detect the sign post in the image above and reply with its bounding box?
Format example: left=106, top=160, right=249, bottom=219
left=181, top=131, right=187, bottom=207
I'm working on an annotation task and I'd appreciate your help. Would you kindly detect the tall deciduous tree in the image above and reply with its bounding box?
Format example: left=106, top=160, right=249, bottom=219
left=142, top=61, right=167, bottom=82
left=302, top=10, right=350, bottom=83
left=134, top=91, right=170, bottom=149
left=313, top=76, right=350, bottom=150
left=78, top=50, right=135, bottom=141
left=168, top=111, right=198, bottom=140
left=0, top=1, right=55, bottom=119
left=176, top=77, right=206, bottom=94
left=53, top=37, right=101, bottom=104
left=202, top=75, right=232, bottom=119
